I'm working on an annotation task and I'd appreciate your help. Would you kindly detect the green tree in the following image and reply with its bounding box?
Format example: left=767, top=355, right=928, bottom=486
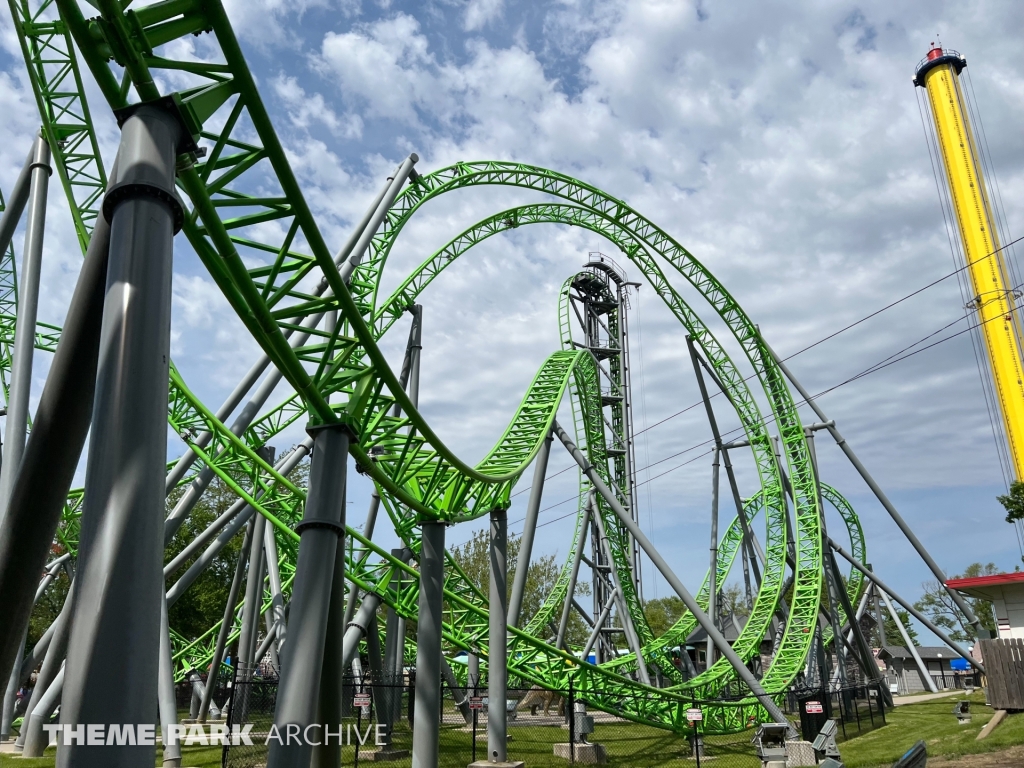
left=997, top=481, right=1024, bottom=524
left=913, top=562, right=998, bottom=643
left=643, top=595, right=684, bottom=637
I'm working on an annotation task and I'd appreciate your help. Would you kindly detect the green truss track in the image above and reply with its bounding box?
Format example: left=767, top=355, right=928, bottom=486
left=5, top=0, right=874, bottom=736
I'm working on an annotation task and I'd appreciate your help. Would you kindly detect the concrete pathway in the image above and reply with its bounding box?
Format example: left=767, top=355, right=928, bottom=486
left=891, top=689, right=964, bottom=706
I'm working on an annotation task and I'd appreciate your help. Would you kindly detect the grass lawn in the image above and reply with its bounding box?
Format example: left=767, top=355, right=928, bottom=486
left=3, top=690, right=1021, bottom=768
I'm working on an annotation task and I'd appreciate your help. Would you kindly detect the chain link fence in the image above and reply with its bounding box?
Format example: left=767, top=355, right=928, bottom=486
left=219, top=669, right=889, bottom=767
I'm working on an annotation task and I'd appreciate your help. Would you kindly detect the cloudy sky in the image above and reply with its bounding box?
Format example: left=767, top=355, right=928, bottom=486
left=2, top=0, right=1023, bottom=643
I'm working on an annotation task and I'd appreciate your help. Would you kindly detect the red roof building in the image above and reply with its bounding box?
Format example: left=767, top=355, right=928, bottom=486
left=946, top=572, right=1024, bottom=640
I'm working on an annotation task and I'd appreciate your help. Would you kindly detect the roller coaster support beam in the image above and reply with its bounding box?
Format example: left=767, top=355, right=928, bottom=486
left=341, top=593, right=383, bottom=670
left=412, top=520, right=446, bottom=768
left=199, top=524, right=253, bottom=722
left=0, top=195, right=110, bottom=725
left=591, top=492, right=651, bottom=685
left=509, top=430, right=552, bottom=628
left=878, top=587, right=936, bottom=693
left=264, top=502, right=286, bottom=653
left=764, top=339, right=987, bottom=637
left=0, top=133, right=49, bottom=741
left=239, top=512, right=268, bottom=672
left=60, top=104, right=182, bottom=768
left=19, top=581, right=74, bottom=756
left=0, top=133, right=49, bottom=525
left=708, top=447, right=721, bottom=666
left=556, top=493, right=592, bottom=649
left=582, top=588, right=619, bottom=660
left=553, top=421, right=794, bottom=731
left=268, top=423, right=349, bottom=768
left=313, top=508, right=348, bottom=768
left=488, top=508, right=510, bottom=763
left=159, top=596, right=182, bottom=768
left=830, top=539, right=983, bottom=672
left=0, top=143, right=34, bottom=260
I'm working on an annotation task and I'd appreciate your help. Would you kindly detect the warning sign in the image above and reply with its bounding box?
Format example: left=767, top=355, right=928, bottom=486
left=469, top=697, right=484, bottom=711
left=354, top=693, right=371, bottom=707
left=686, top=708, right=702, bottom=722
left=804, top=701, right=823, bottom=714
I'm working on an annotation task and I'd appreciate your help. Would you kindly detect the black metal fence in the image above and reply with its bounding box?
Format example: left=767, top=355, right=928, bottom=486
left=219, top=671, right=888, bottom=768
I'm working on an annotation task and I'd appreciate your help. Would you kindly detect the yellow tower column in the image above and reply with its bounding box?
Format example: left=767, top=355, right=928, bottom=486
left=916, top=46, right=1024, bottom=481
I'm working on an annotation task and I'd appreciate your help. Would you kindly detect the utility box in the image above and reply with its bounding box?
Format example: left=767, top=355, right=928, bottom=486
left=796, top=689, right=831, bottom=742
left=753, top=723, right=789, bottom=765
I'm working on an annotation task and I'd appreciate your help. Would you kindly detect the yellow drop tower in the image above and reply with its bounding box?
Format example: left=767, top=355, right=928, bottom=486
left=915, top=45, right=1024, bottom=481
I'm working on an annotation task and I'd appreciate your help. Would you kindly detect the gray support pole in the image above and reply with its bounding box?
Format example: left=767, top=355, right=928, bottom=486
left=311, top=523, right=347, bottom=768
left=20, top=667, right=63, bottom=757
left=0, top=136, right=51, bottom=742
left=556, top=496, right=593, bottom=649
left=829, top=539, right=983, bottom=672
left=764, top=339, right=985, bottom=635
left=0, top=200, right=111, bottom=702
left=383, top=548, right=412, bottom=724
left=343, top=490, right=381, bottom=629
left=707, top=447, right=720, bottom=667
left=553, top=421, right=793, bottom=729
left=827, top=549, right=889, bottom=704
left=0, top=144, right=35, bottom=257
left=509, top=432, right=552, bottom=629
left=590, top=502, right=651, bottom=686
left=342, top=594, right=383, bottom=670
left=0, top=134, right=50, bottom=527
left=267, top=424, right=349, bottom=768
left=158, top=597, right=182, bottom=768
left=264, top=517, right=286, bottom=650
left=366, top=616, right=394, bottom=741
left=411, top=520, right=445, bottom=768
left=722, top=448, right=762, bottom=590
left=238, top=513, right=268, bottom=671
left=57, top=105, right=181, bottom=768
left=878, top=588, right=937, bottom=693
left=16, top=581, right=74, bottom=752
left=167, top=508, right=255, bottom=607
left=199, top=524, right=252, bottom=722
left=488, top=509, right=509, bottom=763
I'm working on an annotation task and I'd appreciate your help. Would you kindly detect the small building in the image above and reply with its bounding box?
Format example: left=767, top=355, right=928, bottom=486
left=946, top=571, right=1024, bottom=639
left=876, top=646, right=972, bottom=694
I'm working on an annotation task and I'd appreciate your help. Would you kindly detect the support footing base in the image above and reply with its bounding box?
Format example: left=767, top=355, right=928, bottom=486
left=468, top=761, right=525, bottom=767
left=554, top=743, right=607, bottom=764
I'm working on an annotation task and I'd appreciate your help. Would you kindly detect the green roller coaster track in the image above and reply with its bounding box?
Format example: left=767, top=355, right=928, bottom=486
left=4, top=0, right=877, bottom=737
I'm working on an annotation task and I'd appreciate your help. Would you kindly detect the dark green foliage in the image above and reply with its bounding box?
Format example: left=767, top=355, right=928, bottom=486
left=997, top=480, right=1024, bottom=524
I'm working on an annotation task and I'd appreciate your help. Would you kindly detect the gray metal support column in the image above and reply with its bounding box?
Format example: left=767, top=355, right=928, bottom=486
left=556, top=495, right=593, bottom=649
left=343, top=490, right=380, bottom=629
left=0, top=144, right=35, bottom=258
left=0, top=134, right=50, bottom=526
left=58, top=105, right=181, bottom=768
left=341, top=594, right=383, bottom=670
left=18, top=581, right=74, bottom=754
left=239, top=513, right=268, bottom=671
left=21, top=668, right=63, bottom=756
left=488, top=509, right=509, bottom=763
left=0, top=136, right=51, bottom=740
left=553, top=421, right=793, bottom=730
left=267, top=424, right=349, bottom=768
left=829, top=539, right=983, bottom=672
left=509, top=432, right=551, bottom=628
left=707, top=447, right=720, bottom=666
left=383, top=548, right=412, bottom=724
left=764, top=339, right=986, bottom=636
left=264, top=517, right=286, bottom=653
left=878, top=588, right=936, bottom=692
left=199, top=524, right=252, bottom=722
left=411, top=520, right=445, bottom=768
left=159, top=596, right=182, bottom=768
left=310, top=521, right=347, bottom=768
left=0, top=200, right=111, bottom=717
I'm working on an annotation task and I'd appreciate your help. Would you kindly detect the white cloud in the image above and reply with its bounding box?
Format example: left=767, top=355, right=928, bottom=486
left=464, top=0, right=504, bottom=32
